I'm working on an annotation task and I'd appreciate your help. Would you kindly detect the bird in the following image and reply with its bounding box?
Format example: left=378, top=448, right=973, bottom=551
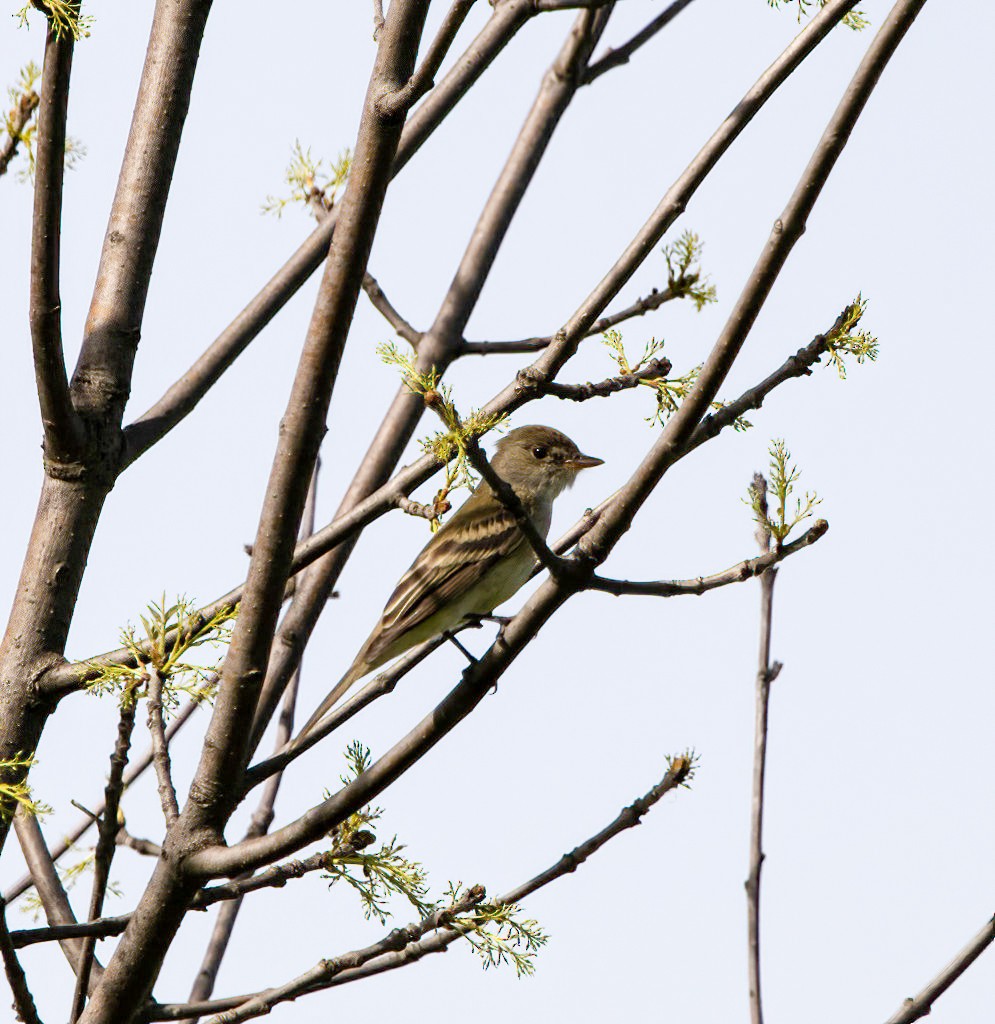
left=296, top=425, right=603, bottom=738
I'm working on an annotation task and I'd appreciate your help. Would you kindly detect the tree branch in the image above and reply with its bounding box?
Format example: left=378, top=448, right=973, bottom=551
left=147, top=670, right=180, bottom=826
left=461, top=283, right=685, bottom=354
left=884, top=915, right=995, bottom=1024
left=377, top=0, right=477, bottom=119
left=586, top=519, right=827, bottom=597
left=0, top=897, right=43, bottom=1024
left=540, top=356, right=671, bottom=401
left=362, top=272, right=422, bottom=346
left=71, top=0, right=213, bottom=432
left=151, top=754, right=692, bottom=1020
left=746, top=474, right=778, bottom=1024
left=582, top=0, right=696, bottom=85
left=31, top=13, right=83, bottom=463
left=71, top=698, right=137, bottom=1021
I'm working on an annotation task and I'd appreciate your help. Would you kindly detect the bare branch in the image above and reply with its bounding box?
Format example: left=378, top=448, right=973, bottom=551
left=362, top=272, right=422, bottom=346
left=461, top=284, right=685, bottom=355
left=198, top=886, right=489, bottom=1024
left=884, top=915, right=995, bottom=1024
left=71, top=698, right=137, bottom=1021
left=147, top=669, right=180, bottom=826
left=395, top=494, right=450, bottom=521
left=372, top=0, right=384, bottom=40
left=540, top=356, right=671, bottom=402
left=31, top=16, right=83, bottom=462
left=72, top=0, right=213, bottom=431
left=0, top=897, right=43, bottom=1024
left=378, top=0, right=477, bottom=119
left=586, top=519, right=827, bottom=597
left=746, top=474, right=776, bottom=1024
left=582, top=0, right=696, bottom=85
left=153, top=754, right=693, bottom=1019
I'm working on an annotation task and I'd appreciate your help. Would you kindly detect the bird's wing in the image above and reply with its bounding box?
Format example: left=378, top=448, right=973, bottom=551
left=365, top=504, right=526, bottom=664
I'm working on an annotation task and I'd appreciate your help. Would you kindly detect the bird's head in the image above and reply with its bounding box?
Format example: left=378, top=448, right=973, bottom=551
left=489, top=425, right=603, bottom=503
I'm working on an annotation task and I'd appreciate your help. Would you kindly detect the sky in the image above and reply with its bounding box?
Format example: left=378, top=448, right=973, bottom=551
left=1, top=1, right=993, bottom=1021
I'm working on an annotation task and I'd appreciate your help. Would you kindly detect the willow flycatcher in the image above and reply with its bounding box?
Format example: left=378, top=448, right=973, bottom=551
left=298, top=425, right=603, bottom=736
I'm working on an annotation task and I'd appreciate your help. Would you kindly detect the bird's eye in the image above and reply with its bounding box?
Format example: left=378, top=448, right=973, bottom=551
left=532, top=446, right=548, bottom=459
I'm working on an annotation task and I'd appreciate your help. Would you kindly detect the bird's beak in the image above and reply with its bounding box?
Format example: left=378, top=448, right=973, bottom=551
left=566, top=452, right=604, bottom=470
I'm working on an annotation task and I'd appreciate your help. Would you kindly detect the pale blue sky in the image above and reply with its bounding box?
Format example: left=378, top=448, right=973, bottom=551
left=1, top=2, right=992, bottom=1021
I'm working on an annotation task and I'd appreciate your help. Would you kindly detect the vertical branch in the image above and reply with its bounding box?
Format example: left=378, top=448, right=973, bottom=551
left=745, top=474, right=781, bottom=1024
left=183, top=466, right=320, bottom=1019
left=148, top=670, right=180, bottom=826
left=72, top=0, right=213, bottom=427
left=0, top=897, right=43, bottom=1024
left=70, top=699, right=138, bottom=1021
left=30, top=13, right=82, bottom=462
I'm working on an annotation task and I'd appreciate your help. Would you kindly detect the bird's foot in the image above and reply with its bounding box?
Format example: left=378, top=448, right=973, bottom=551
left=443, top=630, right=478, bottom=666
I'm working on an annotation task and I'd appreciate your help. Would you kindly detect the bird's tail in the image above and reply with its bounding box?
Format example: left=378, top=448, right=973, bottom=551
left=295, top=660, right=367, bottom=741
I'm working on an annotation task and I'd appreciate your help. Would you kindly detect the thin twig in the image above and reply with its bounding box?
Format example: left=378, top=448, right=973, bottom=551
left=149, top=754, right=692, bottom=1020
left=372, top=0, right=384, bottom=40
left=745, top=474, right=779, bottom=1024
left=0, top=897, right=43, bottom=1024
left=884, top=915, right=995, bottom=1024
left=147, top=668, right=180, bottom=825
left=31, top=14, right=82, bottom=462
left=587, top=519, right=827, bottom=597
left=582, top=0, right=696, bottom=84
left=116, top=828, right=162, bottom=858
left=71, top=696, right=137, bottom=1021
left=378, top=0, right=477, bottom=118
left=460, top=284, right=684, bottom=355
left=253, top=631, right=455, bottom=788
left=362, top=272, right=422, bottom=345
left=540, top=356, right=671, bottom=402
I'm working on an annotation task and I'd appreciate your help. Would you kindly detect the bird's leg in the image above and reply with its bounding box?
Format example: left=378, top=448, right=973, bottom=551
left=443, top=630, right=478, bottom=665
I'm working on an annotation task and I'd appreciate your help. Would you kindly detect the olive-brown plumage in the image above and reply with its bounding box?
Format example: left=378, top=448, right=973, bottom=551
left=297, top=426, right=602, bottom=737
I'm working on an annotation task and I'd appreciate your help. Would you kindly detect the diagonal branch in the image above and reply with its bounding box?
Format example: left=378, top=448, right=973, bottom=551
left=377, top=0, right=477, bottom=119
left=149, top=754, right=692, bottom=1020
left=460, top=284, right=686, bottom=355
left=582, top=0, right=696, bottom=85
left=31, top=14, right=83, bottom=463
left=884, top=915, right=995, bottom=1024
left=362, top=272, right=422, bottom=346
left=147, top=670, right=180, bottom=826
left=586, top=519, right=826, bottom=597
left=0, top=896, right=43, bottom=1024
